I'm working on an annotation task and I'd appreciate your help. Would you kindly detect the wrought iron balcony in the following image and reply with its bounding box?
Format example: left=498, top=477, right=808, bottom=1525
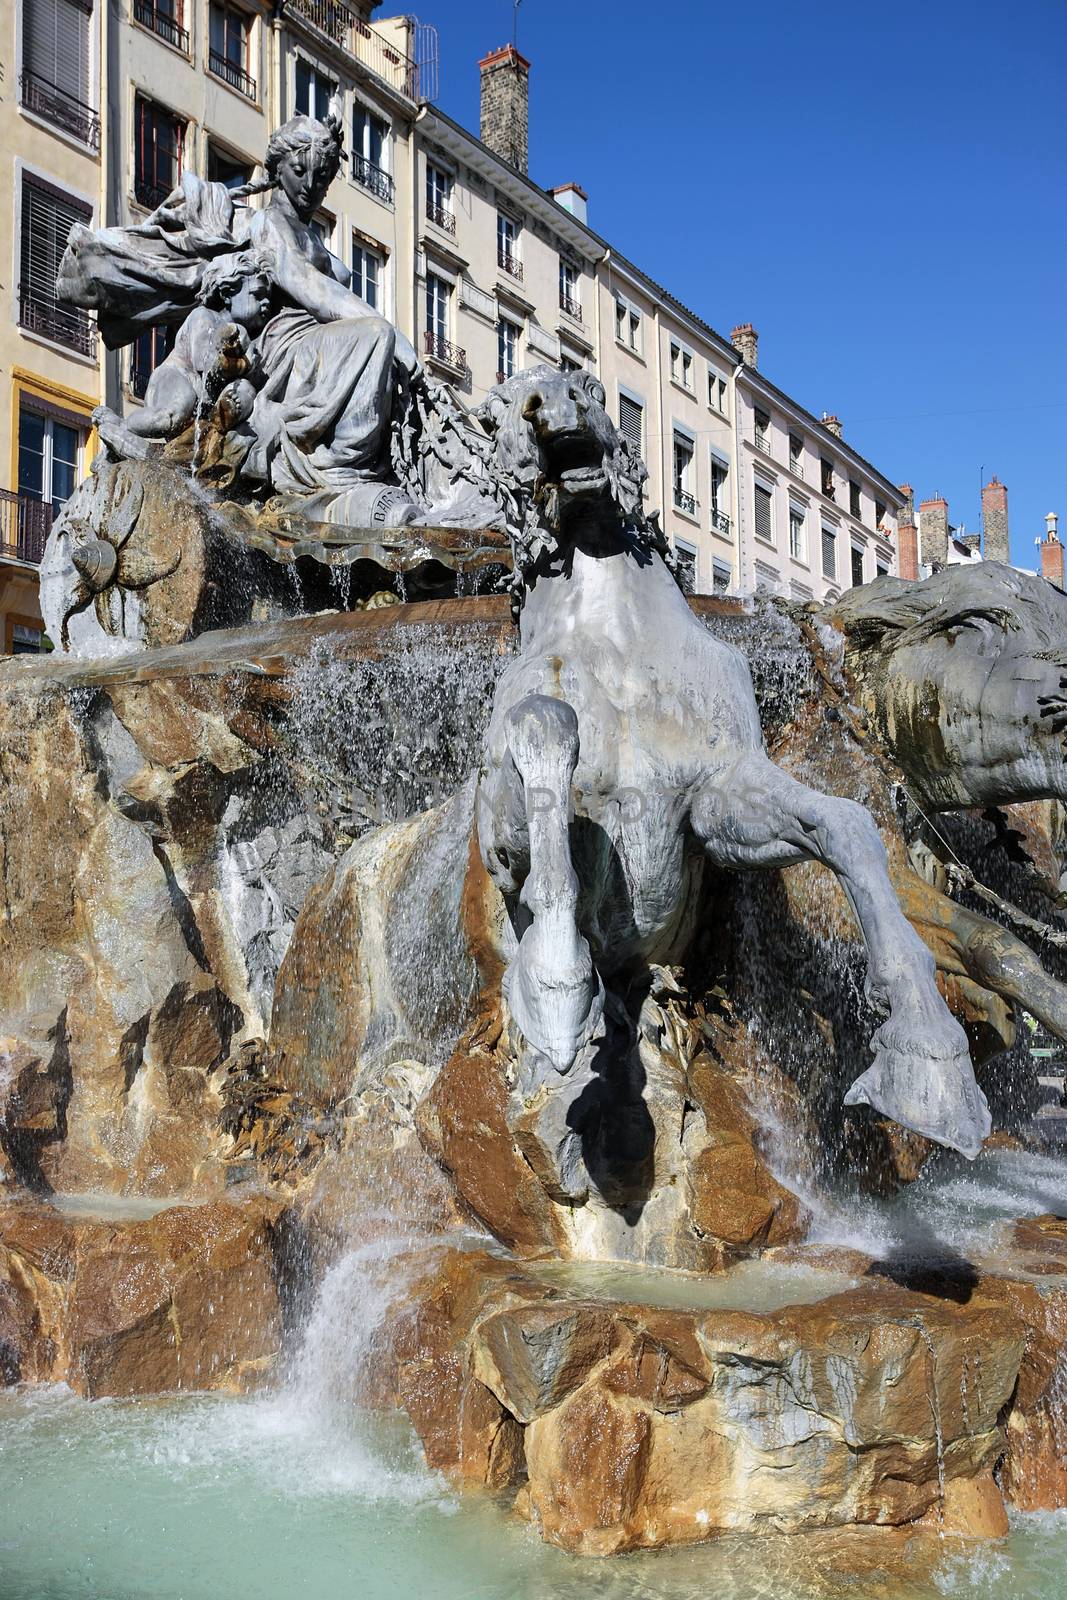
left=133, top=1, right=190, bottom=53
left=20, top=70, right=101, bottom=150
left=426, top=199, right=455, bottom=234
left=0, top=491, right=52, bottom=566
left=353, top=154, right=395, bottom=205
left=559, top=292, right=583, bottom=322
left=711, top=508, right=732, bottom=535
left=498, top=248, right=523, bottom=281
left=754, top=432, right=772, bottom=455
left=283, top=0, right=422, bottom=99
left=423, top=330, right=465, bottom=371
left=674, top=488, right=698, bottom=517
left=134, top=175, right=177, bottom=211
left=790, top=458, right=804, bottom=480
left=209, top=51, right=257, bottom=100
left=19, top=293, right=96, bottom=358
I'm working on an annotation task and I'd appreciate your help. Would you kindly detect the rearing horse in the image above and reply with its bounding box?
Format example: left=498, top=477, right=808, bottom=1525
left=473, top=366, right=990, bottom=1177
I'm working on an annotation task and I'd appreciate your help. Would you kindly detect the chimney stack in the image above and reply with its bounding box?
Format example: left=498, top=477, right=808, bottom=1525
left=550, top=182, right=587, bottom=223
left=730, top=324, right=758, bottom=367
left=919, top=495, right=949, bottom=571
left=821, top=413, right=843, bottom=438
left=479, top=45, right=530, bottom=175
left=897, top=483, right=919, bottom=581
left=981, top=476, right=1009, bottom=564
left=1040, top=512, right=1064, bottom=589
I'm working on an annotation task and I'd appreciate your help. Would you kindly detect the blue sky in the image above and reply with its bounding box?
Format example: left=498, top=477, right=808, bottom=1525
left=418, top=0, right=1066, bottom=565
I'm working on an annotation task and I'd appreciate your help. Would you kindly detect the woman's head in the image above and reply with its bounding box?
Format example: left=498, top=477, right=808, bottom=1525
left=263, top=107, right=345, bottom=219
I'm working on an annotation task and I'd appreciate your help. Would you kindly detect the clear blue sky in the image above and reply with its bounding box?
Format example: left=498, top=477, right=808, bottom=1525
left=417, top=0, right=1065, bottom=565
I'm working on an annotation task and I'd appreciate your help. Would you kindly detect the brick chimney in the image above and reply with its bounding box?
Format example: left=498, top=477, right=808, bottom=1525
left=1040, top=512, right=1064, bottom=588
left=479, top=45, right=530, bottom=175
left=981, top=475, right=1009, bottom=564
left=897, top=483, right=919, bottom=581
left=730, top=324, right=758, bottom=367
left=821, top=413, right=843, bottom=438
left=919, top=495, right=949, bottom=570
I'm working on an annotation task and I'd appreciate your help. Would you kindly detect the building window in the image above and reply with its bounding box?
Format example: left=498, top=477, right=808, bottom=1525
left=295, top=58, right=335, bottom=120
left=708, top=369, right=727, bottom=413
left=754, top=408, right=771, bottom=453
left=849, top=480, right=862, bottom=519
left=132, top=0, right=188, bottom=54
left=709, top=457, right=729, bottom=533
left=18, top=400, right=84, bottom=526
left=674, top=541, right=697, bottom=594
left=619, top=394, right=643, bottom=456
left=131, top=325, right=171, bottom=399
left=495, top=211, right=523, bottom=279
left=10, top=622, right=46, bottom=655
left=21, top=0, right=99, bottom=148
left=308, top=212, right=333, bottom=248
left=134, top=95, right=185, bottom=210
left=426, top=163, right=455, bottom=232
left=18, top=174, right=95, bottom=354
left=614, top=297, right=641, bottom=353
left=712, top=558, right=732, bottom=594
left=209, top=4, right=255, bottom=98
left=352, top=240, right=385, bottom=310
left=424, top=273, right=463, bottom=367
left=560, top=354, right=582, bottom=374
left=876, top=561, right=889, bottom=580
left=352, top=105, right=393, bottom=203
left=851, top=545, right=865, bottom=587
left=559, top=258, right=581, bottom=319
left=497, top=318, right=519, bottom=382
left=821, top=458, right=836, bottom=500
left=789, top=434, right=804, bottom=478
left=673, top=434, right=696, bottom=515
left=670, top=342, right=693, bottom=390
left=821, top=525, right=837, bottom=579
left=754, top=480, right=774, bottom=543
left=875, top=498, right=886, bottom=529
left=789, top=504, right=805, bottom=561
left=207, top=144, right=253, bottom=191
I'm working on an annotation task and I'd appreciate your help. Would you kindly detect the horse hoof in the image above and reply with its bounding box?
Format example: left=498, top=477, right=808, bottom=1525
left=844, top=1043, right=991, bottom=1160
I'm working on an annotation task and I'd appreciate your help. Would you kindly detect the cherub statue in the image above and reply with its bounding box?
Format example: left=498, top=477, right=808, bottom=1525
left=92, top=252, right=274, bottom=462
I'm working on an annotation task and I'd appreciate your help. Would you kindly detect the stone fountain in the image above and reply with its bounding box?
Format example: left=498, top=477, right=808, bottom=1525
left=1, top=105, right=1065, bottom=1571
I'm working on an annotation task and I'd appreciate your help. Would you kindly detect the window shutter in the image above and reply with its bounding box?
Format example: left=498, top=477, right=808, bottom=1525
left=20, top=174, right=90, bottom=310
left=754, top=482, right=773, bottom=542
left=23, top=0, right=92, bottom=105
left=822, top=526, right=837, bottom=577
left=619, top=395, right=642, bottom=455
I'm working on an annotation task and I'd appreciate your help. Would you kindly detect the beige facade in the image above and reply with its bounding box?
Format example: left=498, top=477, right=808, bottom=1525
left=0, top=1, right=903, bottom=653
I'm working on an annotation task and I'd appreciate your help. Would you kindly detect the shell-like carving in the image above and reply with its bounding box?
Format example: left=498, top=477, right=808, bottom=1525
left=71, top=538, right=118, bottom=593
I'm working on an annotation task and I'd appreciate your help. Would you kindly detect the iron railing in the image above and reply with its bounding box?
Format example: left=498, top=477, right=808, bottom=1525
left=790, top=458, right=804, bottom=480
left=131, top=363, right=153, bottom=400
left=754, top=432, right=772, bottom=455
left=133, top=1, right=190, bottom=53
left=209, top=51, right=257, bottom=100
left=559, top=292, right=583, bottom=321
left=497, top=247, right=523, bottom=281
left=353, top=153, right=395, bottom=204
left=20, top=70, right=100, bottom=149
left=19, top=293, right=96, bottom=357
left=424, top=330, right=465, bottom=370
left=283, top=0, right=421, bottom=98
left=711, top=508, right=732, bottom=535
left=0, top=492, right=52, bottom=565
left=674, top=488, right=698, bottom=517
left=426, top=198, right=455, bottom=234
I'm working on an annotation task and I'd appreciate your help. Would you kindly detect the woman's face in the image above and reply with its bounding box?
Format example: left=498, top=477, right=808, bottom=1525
left=277, top=144, right=334, bottom=220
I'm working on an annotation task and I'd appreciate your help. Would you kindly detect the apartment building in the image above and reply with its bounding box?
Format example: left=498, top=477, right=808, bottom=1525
left=1, top=4, right=904, bottom=653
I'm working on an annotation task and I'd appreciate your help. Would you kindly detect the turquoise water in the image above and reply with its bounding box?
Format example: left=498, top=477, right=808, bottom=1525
left=1, top=1384, right=1064, bottom=1600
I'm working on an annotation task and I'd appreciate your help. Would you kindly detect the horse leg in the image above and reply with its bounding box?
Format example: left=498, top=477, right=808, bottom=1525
left=692, top=752, right=991, bottom=1158
left=478, top=693, right=602, bottom=1081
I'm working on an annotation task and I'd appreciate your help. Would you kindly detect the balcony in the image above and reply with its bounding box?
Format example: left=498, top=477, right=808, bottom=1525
left=134, top=175, right=177, bottom=211
left=0, top=492, right=52, bottom=566
left=19, top=293, right=96, bottom=358
left=673, top=488, right=698, bottom=517
left=353, top=153, right=395, bottom=205
left=423, top=330, right=466, bottom=372
left=133, top=1, right=190, bottom=53
left=711, top=508, right=732, bottom=535
left=754, top=432, right=772, bottom=456
left=426, top=199, right=456, bottom=234
left=559, top=292, right=583, bottom=322
left=20, top=70, right=101, bottom=150
left=282, top=0, right=423, bottom=99
left=790, top=458, right=804, bottom=481
left=498, top=248, right=523, bottom=282
left=208, top=51, right=257, bottom=101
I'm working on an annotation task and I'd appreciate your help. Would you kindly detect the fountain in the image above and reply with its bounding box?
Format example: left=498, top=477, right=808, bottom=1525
left=0, top=103, right=1065, bottom=1596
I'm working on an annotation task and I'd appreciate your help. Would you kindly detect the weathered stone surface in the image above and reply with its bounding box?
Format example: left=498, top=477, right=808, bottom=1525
left=0, top=1196, right=285, bottom=1396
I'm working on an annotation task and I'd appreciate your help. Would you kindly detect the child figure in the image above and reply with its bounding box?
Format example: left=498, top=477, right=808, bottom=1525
left=94, top=252, right=274, bottom=461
